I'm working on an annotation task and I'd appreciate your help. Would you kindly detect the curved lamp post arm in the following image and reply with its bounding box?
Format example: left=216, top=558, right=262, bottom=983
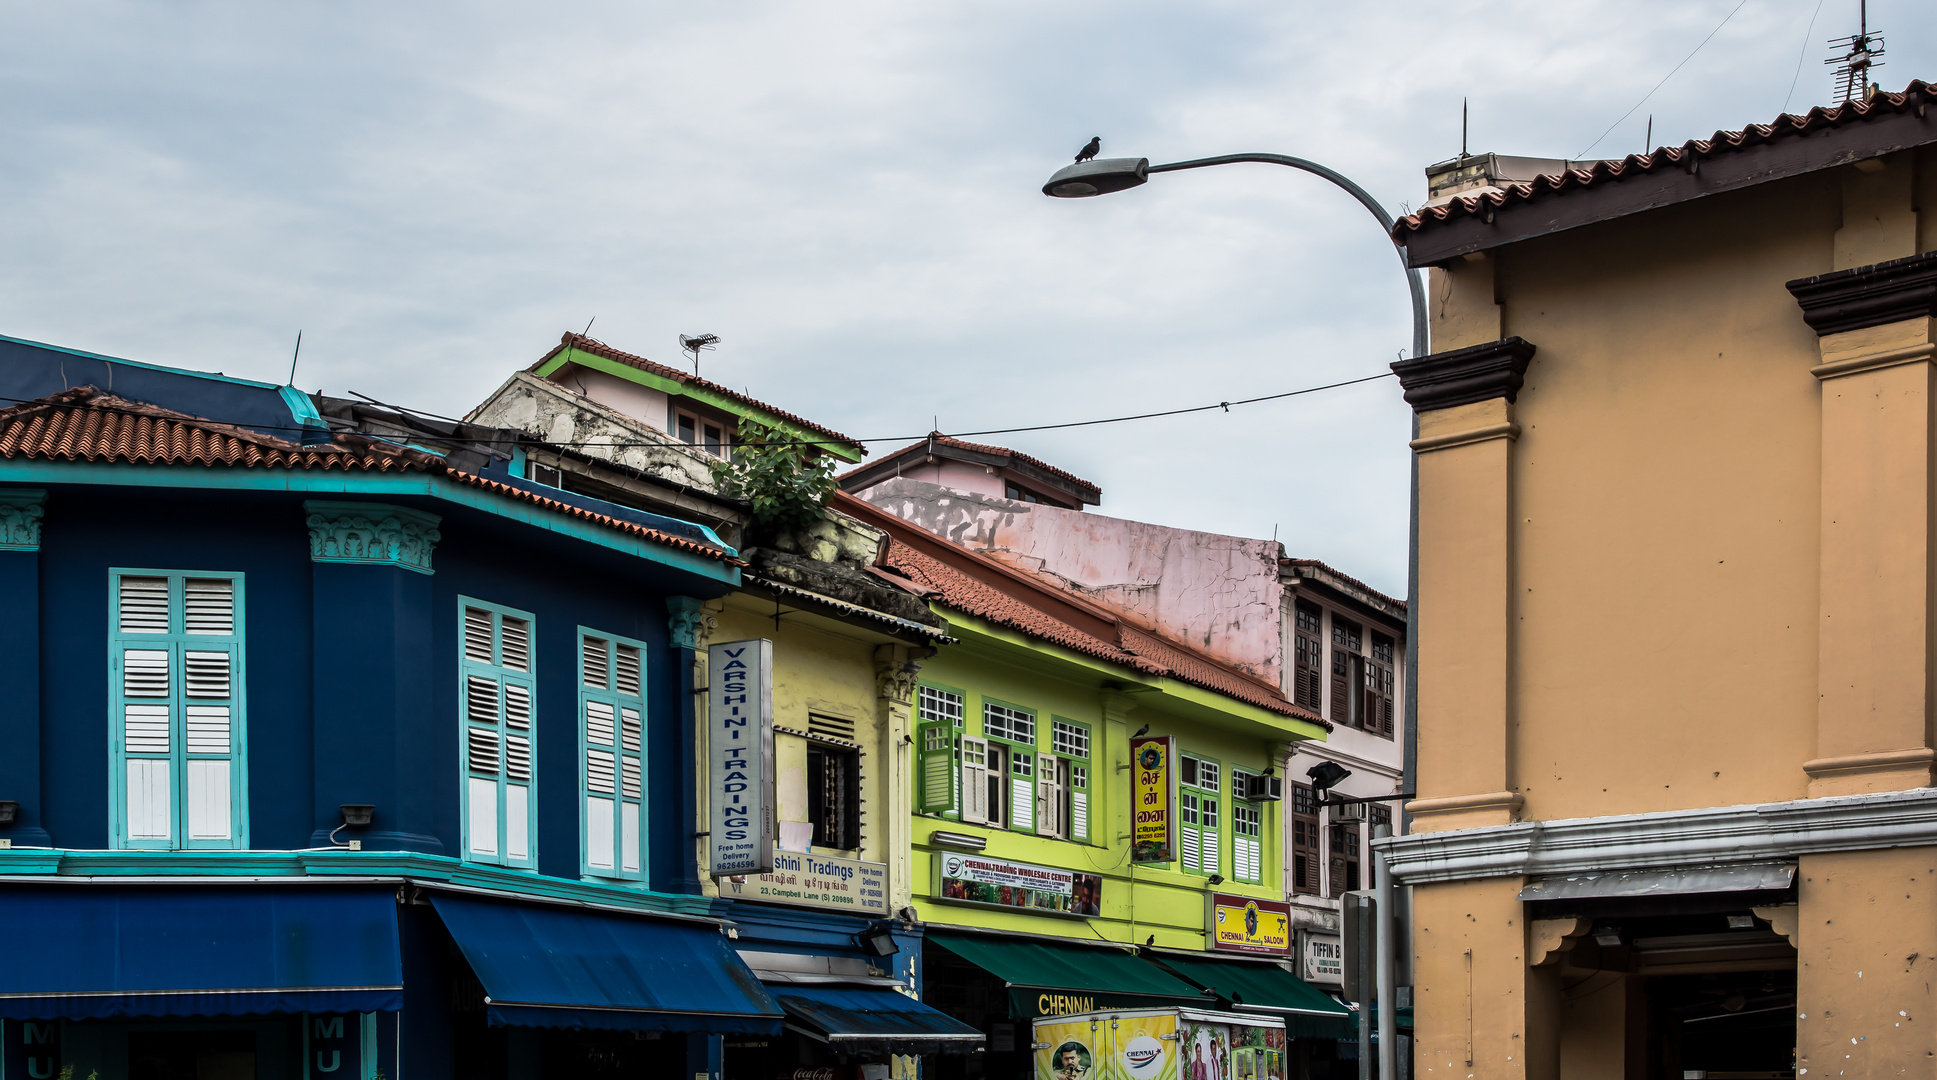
left=1148, top=154, right=1428, bottom=360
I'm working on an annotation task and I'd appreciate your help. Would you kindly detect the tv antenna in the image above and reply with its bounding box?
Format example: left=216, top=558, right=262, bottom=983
left=1827, top=0, right=1884, bottom=104
left=679, top=333, right=719, bottom=376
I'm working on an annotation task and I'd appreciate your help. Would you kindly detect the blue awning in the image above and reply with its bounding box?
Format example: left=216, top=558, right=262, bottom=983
left=771, top=985, right=985, bottom=1056
left=0, top=885, right=402, bottom=1020
left=428, top=894, right=783, bottom=1035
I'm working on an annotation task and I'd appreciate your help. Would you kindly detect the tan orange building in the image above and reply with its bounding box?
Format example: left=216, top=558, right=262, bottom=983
left=1380, top=82, right=1937, bottom=1077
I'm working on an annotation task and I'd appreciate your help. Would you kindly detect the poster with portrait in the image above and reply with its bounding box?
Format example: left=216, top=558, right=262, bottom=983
left=1129, top=735, right=1175, bottom=865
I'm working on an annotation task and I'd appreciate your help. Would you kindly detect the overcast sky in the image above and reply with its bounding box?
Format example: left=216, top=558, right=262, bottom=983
left=3, top=1, right=1931, bottom=595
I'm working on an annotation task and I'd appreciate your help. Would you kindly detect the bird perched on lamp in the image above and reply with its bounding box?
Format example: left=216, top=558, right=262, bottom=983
left=1075, top=136, right=1101, bottom=163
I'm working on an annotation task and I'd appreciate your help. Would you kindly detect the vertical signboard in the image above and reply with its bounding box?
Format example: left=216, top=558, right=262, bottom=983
left=1129, top=735, right=1175, bottom=865
left=708, top=639, right=775, bottom=878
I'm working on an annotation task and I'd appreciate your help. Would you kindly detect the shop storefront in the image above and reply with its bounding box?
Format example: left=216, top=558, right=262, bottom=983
left=0, top=883, right=789, bottom=1079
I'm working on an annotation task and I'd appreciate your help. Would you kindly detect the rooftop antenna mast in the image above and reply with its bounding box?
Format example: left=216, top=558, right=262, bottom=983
left=1827, top=0, right=1884, bottom=104
left=679, top=333, right=719, bottom=376
left=1460, top=97, right=1468, bottom=158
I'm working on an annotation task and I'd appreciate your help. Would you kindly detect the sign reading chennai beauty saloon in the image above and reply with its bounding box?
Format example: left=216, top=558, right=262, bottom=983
left=1129, top=734, right=1176, bottom=865
left=718, top=851, right=889, bottom=915
left=935, top=854, right=1102, bottom=917
left=708, top=639, right=775, bottom=878
left=1208, top=893, right=1293, bottom=955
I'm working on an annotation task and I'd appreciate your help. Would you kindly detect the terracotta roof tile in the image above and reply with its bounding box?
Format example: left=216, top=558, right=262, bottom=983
left=1393, top=80, right=1934, bottom=240
left=0, top=388, right=741, bottom=565
left=835, top=493, right=1323, bottom=726
left=535, top=333, right=864, bottom=454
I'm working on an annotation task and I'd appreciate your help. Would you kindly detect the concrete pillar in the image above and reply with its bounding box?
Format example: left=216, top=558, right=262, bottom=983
left=875, top=643, right=921, bottom=911
left=0, top=490, right=48, bottom=846
left=1409, top=876, right=1557, bottom=1079
left=1787, top=241, right=1937, bottom=796
left=667, top=596, right=720, bottom=895
left=304, top=501, right=444, bottom=852
left=1390, top=339, right=1536, bottom=833
left=1794, top=847, right=1937, bottom=1071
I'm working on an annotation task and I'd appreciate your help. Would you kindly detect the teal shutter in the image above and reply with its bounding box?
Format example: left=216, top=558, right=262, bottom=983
left=460, top=602, right=536, bottom=867
left=916, top=722, right=956, bottom=813
left=111, top=573, right=245, bottom=850
left=580, top=631, right=646, bottom=880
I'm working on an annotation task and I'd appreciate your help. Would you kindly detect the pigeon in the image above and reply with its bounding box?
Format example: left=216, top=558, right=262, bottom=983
left=1075, top=136, right=1101, bottom=163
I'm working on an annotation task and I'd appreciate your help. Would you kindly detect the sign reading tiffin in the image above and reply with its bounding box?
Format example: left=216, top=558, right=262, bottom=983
left=1207, top=893, right=1293, bottom=955
left=708, top=639, right=775, bottom=877
left=1128, top=734, right=1175, bottom=865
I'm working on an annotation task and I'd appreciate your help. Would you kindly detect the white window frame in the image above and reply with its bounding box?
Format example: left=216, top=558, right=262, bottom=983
left=459, top=599, right=537, bottom=869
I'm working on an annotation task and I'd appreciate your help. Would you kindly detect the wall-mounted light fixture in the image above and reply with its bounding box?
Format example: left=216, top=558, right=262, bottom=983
left=857, top=924, right=900, bottom=958
left=1592, top=925, right=1623, bottom=948
left=930, top=831, right=987, bottom=851
left=0, top=801, right=18, bottom=826
left=331, top=804, right=376, bottom=850
left=1206, top=874, right=1225, bottom=886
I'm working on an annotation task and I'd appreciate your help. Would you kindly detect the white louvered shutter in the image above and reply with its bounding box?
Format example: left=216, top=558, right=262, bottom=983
left=114, top=574, right=243, bottom=849
left=1009, top=751, right=1033, bottom=833
left=960, top=737, right=990, bottom=824
left=1069, top=765, right=1089, bottom=843
left=1180, top=792, right=1201, bottom=872
left=1035, top=754, right=1063, bottom=838
left=1198, top=791, right=1220, bottom=876
left=581, top=633, right=645, bottom=878
left=461, top=605, right=536, bottom=866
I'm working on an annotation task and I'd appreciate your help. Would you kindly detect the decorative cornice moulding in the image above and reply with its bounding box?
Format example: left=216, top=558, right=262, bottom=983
left=1374, top=787, right=1937, bottom=885
left=1786, top=250, right=1937, bottom=336
left=0, top=489, right=47, bottom=551
left=667, top=595, right=718, bottom=651
left=303, top=500, right=443, bottom=575
left=1389, top=337, right=1537, bottom=413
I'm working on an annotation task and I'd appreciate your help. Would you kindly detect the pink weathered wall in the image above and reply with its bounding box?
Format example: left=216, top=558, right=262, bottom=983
left=856, top=477, right=1284, bottom=683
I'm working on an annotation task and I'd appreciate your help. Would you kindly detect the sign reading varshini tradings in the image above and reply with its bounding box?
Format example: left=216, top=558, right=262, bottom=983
left=708, top=639, right=774, bottom=878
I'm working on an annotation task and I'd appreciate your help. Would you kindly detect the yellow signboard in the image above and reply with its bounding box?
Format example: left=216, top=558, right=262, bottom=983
left=1208, top=894, right=1293, bottom=955
left=1129, top=735, right=1175, bottom=865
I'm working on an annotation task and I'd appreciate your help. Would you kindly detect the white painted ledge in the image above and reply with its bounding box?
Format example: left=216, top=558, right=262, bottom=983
left=1372, top=787, right=1937, bottom=885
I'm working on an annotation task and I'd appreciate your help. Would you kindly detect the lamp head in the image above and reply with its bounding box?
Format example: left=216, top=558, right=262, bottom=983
left=1043, top=157, right=1151, bottom=198
left=1306, top=761, right=1352, bottom=792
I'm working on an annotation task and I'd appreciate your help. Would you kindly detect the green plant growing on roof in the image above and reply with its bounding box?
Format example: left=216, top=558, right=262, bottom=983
left=709, top=419, right=838, bottom=537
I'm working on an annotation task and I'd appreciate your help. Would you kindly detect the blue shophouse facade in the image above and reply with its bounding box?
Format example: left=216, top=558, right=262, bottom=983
left=0, top=335, right=800, bottom=1080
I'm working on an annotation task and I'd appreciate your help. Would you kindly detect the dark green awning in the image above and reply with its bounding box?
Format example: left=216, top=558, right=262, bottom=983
left=926, top=931, right=1213, bottom=1018
left=1147, top=954, right=1354, bottom=1039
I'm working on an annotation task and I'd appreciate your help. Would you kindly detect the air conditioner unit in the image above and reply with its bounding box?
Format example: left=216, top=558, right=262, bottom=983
left=1243, top=773, right=1283, bottom=801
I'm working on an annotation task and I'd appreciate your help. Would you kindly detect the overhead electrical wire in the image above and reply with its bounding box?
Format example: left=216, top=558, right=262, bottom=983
left=0, top=368, right=1399, bottom=453
left=1576, top=0, right=1755, bottom=160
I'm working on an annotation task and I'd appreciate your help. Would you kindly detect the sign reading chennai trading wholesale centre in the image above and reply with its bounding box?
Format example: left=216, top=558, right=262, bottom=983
left=708, top=639, right=775, bottom=878
left=1207, top=893, right=1293, bottom=955
left=1129, top=734, right=1175, bottom=865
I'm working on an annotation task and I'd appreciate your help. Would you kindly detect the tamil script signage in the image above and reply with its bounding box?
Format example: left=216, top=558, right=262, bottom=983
left=1208, top=893, right=1293, bottom=955
left=708, top=639, right=775, bottom=878
left=934, top=853, right=1101, bottom=917
left=718, top=850, right=889, bottom=916
left=1300, top=930, right=1343, bottom=986
left=1129, top=734, right=1175, bottom=865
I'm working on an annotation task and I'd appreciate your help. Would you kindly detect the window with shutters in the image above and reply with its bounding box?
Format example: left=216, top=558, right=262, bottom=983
left=460, top=599, right=537, bottom=868
left=1048, top=718, right=1090, bottom=843
left=806, top=715, right=864, bottom=851
left=579, top=629, right=646, bottom=881
left=981, top=701, right=1036, bottom=834
left=1328, top=819, right=1362, bottom=897
left=1330, top=617, right=1364, bottom=728
left=1367, top=634, right=1396, bottom=739
left=1178, top=753, right=1220, bottom=877
left=959, top=736, right=1003, bottom=827
left=1232, top=799, right=1264, bottom=885
left=1370, top=802, right=1393, bottom=836
left=915, top=685, right=966, bottom=816
left=110, top=571, right=247, bottom=850
left=1292, top=601, right=1324, bottom=712
left=1290, top=782, right=1320, bottom=895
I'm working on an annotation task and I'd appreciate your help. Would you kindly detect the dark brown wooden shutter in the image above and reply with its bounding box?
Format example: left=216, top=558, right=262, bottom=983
left=1293, top=601, right=1324, bottom=711
left=1370, top=633, right=1396, bottom=739
left=1330, top=618, right=1362, bottom=727
left=1291, top=782, right=1320, bottom=895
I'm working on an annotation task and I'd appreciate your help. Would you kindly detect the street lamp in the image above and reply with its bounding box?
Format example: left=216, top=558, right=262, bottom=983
left=1045, top=149, right=1423, bottom=1080
left=1041, top=152, right=1428, bottom=360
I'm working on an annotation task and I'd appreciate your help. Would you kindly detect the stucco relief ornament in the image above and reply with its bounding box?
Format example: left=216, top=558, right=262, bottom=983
left=667, top=596, right=719, bottom=651
left=0, top=490, right=48, bottom=551
left=303, top=501, right=443, bottom=575
left=875, top=659, right=921, bottom=704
